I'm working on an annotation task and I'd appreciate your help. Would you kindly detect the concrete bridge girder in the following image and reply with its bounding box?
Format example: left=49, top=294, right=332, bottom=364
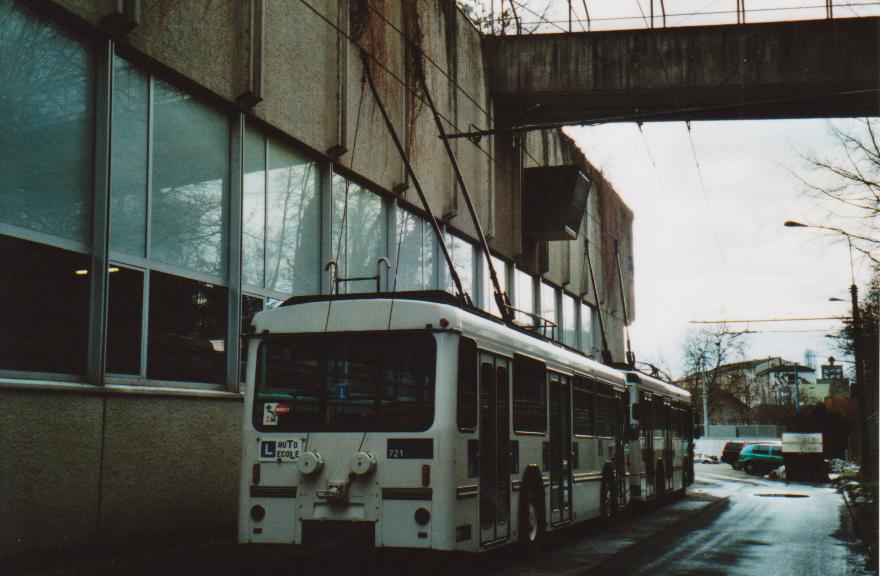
left=488, top=18, right=880, bottom=123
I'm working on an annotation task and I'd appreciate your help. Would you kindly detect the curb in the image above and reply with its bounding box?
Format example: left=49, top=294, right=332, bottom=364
left=840, top=487, right=878, bottom=570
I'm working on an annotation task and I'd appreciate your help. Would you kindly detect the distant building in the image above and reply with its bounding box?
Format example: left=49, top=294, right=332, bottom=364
left=678, top=356, right=819, bottom=428
left=818, top=357, right=851, bottom=399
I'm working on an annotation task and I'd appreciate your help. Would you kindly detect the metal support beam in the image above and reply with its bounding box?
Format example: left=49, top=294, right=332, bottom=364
left=87, top=38, right=114, bottom=387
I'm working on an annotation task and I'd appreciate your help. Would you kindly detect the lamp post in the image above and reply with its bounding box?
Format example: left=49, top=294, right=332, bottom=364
left=784, top=220, right=870, bottom=477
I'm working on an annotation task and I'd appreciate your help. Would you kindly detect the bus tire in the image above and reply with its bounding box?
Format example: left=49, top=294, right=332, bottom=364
left=518, top=480, right=545, bottom=552
left=600, top=471, right=616, bottom=521
left=655, top=462, right=666, bottom=505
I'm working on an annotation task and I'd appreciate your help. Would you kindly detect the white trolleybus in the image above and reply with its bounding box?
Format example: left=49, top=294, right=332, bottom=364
left=239, top=291, right=692, bottom=552
left=623, top=371, right=693, bottom=504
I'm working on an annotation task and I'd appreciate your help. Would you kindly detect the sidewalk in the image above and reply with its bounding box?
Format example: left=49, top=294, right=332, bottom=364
left=3, top=482, right=727, bottom=576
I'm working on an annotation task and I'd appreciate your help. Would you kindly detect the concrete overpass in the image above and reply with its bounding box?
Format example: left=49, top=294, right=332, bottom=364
left=487, top=17, right=880, bottom=123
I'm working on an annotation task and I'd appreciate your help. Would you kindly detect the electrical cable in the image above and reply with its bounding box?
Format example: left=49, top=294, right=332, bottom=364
left=685, top=121, right=729, bottom=272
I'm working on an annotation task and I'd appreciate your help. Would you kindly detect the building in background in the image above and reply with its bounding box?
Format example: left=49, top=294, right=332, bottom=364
left=0, top=0, right=634, bottom=555
left=679, top=356, right=819, bottom=428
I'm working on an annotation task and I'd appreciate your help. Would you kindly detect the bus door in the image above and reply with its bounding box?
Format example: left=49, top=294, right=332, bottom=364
left=479, top=354, right=510, bottom=545
left=548, top=374, right=572, bottom=524
left=641, top=392, right=655, bottom=498
left=613, top=390, right=627, bottom=505
left=663, top=402, right=674, bottom=492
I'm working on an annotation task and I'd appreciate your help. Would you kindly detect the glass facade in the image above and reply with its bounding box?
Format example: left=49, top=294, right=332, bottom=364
left=515, top=269, right=535, bottom=325
left=483, top=256, right=508, bottom=318
left=0, top=3, right=610, bottom=389
left=562, top=293, right=577, bottom=347
left=0, top=0, right=94, bottom=244
left=580, top=302, right=595, bottom=356
left=540, top=282, right=558, bottom=339
left=332, top=175, right=388, bottom=293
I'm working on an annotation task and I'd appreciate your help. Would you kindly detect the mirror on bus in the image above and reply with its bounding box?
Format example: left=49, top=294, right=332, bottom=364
left=630, top=403, right=640, bottom=421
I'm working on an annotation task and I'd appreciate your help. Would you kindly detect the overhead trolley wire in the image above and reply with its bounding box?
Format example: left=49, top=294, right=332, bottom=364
left=685, top=121, right=729, bottom=272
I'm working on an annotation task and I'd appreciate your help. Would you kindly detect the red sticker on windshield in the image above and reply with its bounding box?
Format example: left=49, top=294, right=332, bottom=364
left=274, top=403, right=290, bottom=415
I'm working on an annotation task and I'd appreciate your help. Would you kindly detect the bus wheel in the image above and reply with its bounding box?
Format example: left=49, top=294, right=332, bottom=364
left=655, top=463, right=666, bottom=505
left=518, top=484, right=544, bottom=551
left=600, top=472, right=616, bottom=521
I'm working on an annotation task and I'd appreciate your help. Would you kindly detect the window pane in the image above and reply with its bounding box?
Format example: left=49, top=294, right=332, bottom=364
left=513, top=354, right=546, bottom=433
left=110, top=55, right=148, bottom=256
left=254, top=332, right=436, bottom=432
left=331, top=175, right=386, bottom=294
left=151, top=79, right=228, bottom=276
left=266, top=138, right=319, bottom=295
left=515, top=269, right=534, bottom=325
left=596, top=391, right=614, bottom=437
left=562, top=294, right=577, bottom=347
left=242, top=125, right=265, bottom=288
left=393, top=208, right=422, bottom=291
left=444, top=233, right=475, bottom=299
left=484, top=256, right=508, bottom=318
left=540, top=282, right=558, bottom=339
left=147, top=271, right=227, bottom=383
left=457, top=337, right=477, bottom=430
left=240, top=294, right=263, bottom=384
left=0, top=2, right=94, bottom=243
left=573, top=377, right=595, bottom=435
left=580, top=302, right=594, bottom=355
left=0, top=235, right=89, bottom=374
left=423, top=219, right=436, bottom=289
left=106, top=266, right=144, bottom=375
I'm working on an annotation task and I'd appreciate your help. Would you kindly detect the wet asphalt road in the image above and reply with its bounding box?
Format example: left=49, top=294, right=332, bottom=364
left=607, top=464, right=873, bottom=576
left=6, top=464, right=872, bottom=576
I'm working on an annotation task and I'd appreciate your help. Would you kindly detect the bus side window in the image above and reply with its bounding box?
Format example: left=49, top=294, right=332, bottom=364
left=457, top=337, right=478, bottom=431
left=573, top=376, right=595, bottom=436
left=513, top=354, right=547, bottom=433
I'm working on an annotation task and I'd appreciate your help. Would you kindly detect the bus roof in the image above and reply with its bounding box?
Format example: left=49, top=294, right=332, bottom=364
left=625, top=370, right=691, bottom=403
left=254, top=290, right=626, bottom=389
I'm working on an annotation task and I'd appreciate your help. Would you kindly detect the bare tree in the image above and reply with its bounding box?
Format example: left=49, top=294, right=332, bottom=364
left=679, top=325, right=749, bottom=431
left=793, top=118, right=880, bottom=265
left=456, top=0, right=554, bottom=35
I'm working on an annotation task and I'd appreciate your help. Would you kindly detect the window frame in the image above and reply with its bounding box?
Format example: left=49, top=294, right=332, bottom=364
left=512, top=353, right=548, bottom=434
left=457, top=337, right=478, bottom=432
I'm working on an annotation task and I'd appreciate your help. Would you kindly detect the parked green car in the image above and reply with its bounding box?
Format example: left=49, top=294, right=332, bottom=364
left=737, top=443, right=784, bottom=475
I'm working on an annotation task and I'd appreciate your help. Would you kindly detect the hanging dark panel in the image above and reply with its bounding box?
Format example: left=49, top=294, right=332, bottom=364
left=523, top=166, right=590, bottom=241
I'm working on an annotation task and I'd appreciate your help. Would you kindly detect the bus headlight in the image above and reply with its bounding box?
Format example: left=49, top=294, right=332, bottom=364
left=296, top=451, right=324, bottom=476
left=349, top=451, right=377, bottom=476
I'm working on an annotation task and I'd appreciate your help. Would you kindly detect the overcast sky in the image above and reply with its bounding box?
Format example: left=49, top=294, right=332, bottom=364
left=464, top=1, right=879, bottom=377
left=567, top=119, right=875, bottom=378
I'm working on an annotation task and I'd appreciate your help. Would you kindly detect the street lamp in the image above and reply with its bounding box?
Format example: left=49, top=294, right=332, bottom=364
left=784, top=220, right=870, bottom=477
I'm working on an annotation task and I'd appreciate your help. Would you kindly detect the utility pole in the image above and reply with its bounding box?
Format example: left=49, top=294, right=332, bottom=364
left=850, top=282, right=871, bottom=478
left=700, top=355, right=710, bottom=437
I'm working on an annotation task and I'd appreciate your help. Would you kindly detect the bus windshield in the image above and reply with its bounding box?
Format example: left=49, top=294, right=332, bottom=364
left=252, top=332, right=436, bottom=432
